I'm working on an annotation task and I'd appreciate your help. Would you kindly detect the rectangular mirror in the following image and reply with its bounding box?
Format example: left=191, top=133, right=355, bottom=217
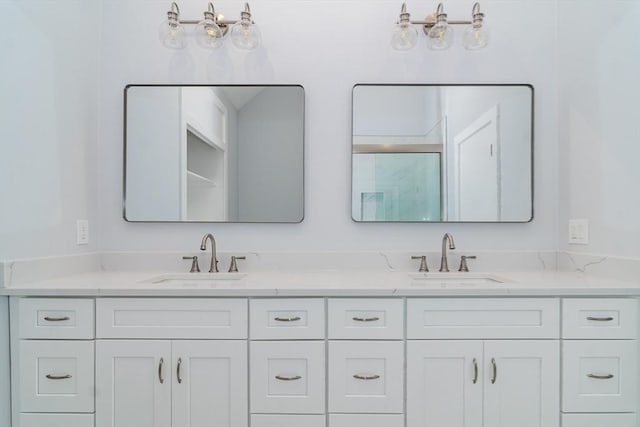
left=124, top=85, right=304, bottom=222
left=352, top=84, right=533, bottom=223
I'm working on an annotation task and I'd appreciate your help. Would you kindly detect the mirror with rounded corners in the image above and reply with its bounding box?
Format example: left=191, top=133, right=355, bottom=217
left=124, top=85, right=305, bottom=223
left=352, top=84, right=533, bottom=223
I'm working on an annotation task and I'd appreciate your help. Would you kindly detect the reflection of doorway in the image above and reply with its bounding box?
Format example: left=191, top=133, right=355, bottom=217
left=453, top=106, right=500, bottom=221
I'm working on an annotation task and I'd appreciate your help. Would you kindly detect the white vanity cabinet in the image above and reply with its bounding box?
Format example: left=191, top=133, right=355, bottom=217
left=94, top=298, right=248, bottom=427
left=406, top=298, right=561, bottom=427
left=561, top=298, right=639, bottom=427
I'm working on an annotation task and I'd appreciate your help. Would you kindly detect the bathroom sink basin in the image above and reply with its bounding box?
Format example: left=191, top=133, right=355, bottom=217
left=409, top=273, right=509, bottom=285
left=142, top=273, right=248, bottom=286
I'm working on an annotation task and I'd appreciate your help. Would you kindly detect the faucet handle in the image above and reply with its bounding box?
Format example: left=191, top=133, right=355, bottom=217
left=182, top=256, right=201, bottom=273
left=458, top=255, right=477, bottom=272
left=228, top=256, right=246, bottom=273
left=411, top=255, right=429, bottom=272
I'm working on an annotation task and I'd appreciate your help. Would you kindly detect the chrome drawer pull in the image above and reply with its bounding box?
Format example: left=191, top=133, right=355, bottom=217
left=352, top=316, right=380, bottom=322
left=43, top=316, right=70, bottom=322
left=587, top=316, right=614, bottom=322
left=158, top=357, right=165, bottom=384
left=491, top=358, right=497, bottom=384
left=472, top=358, right=478, bottom=384
left=587, top=373, right=614, bottom=380
left=275, top=375, right=302, bottom=381
left=45, top=374, right=72, bottom=380
left=353, top=374, right=381, bottom=380
left=274, top=316, right=301, bottom=322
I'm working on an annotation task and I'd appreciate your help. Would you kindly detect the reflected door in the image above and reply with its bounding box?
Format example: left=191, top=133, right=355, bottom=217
left=454, top=106, right=500, bottom=221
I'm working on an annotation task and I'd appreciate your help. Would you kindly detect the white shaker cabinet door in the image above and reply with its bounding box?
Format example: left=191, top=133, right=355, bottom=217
left=483, top=340, right=559, bottom=427
left=407, top=340, right=483, bottom=427
left=171, top=340, right=248, bottom=427
left=96, top=340, right=172, bottom=427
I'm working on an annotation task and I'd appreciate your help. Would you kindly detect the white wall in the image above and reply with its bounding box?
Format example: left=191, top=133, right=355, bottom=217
left=98, top=0, right=559, bottom=253
left=0, top=0, right=100, bottom=260
left=558, top=0, right=640, bottom=258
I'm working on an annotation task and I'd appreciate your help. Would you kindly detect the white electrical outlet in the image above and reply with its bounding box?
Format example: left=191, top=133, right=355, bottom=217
left=568, top=218, right=589, bottom=245
left=76, top=220, right=89, bottom=245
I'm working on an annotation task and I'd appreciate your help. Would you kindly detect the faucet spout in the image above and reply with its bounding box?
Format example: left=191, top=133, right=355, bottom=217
left=200, top=233, right=219, bottom=273
left=439, top=233, right=456, bottom=272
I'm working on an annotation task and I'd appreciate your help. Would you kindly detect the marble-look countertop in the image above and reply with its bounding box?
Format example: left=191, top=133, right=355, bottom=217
left=2, top=270, right=640, bottom=297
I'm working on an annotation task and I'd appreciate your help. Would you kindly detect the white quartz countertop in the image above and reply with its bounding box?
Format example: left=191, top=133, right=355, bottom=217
left=2, top=270, right=640, bottom=297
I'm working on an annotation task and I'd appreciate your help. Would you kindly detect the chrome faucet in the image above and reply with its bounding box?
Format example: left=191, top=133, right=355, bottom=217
left=200, top=233, right=219, bottom=273
left=439, top=233, right=456, bottom=272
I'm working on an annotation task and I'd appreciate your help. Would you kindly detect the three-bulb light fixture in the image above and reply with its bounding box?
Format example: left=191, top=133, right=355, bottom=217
left=391, top=2, right=489, bottom=51
left=159, top=2, right=261, bottom=50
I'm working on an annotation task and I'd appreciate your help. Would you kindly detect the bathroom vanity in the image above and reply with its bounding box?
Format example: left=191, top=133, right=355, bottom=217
left=4, top=270, right=640, bottom=427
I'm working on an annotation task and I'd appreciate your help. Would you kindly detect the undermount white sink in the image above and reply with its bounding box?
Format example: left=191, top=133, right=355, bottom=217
left=142, top=273, right=248, bottom=286
left=409, top=272, right=509, bottom=285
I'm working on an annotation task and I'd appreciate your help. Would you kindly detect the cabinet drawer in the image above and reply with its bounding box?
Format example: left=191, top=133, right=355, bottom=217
left=250, top=341, right=325, bottom=414
left=563, top=299, right=638, bottom=339
left=250, top=299, right=324, bottom=339
left=20, top=340, right=94, bottom=413
left=328, top=299, right=403, bottom=340
left=17, top=298, right=94, bottom=339
left=407, top=298, right=559, bottom=339
left=562, top=413, right=637, bottom=427
left=329, top=414, right=405, bottom=427
left=328, top=341, right=404, bottom=413
left=96, top=298, right=247, bottom=339
left=20, top=413, right=95, bottom=427
left=252, top=414, right=326, bottom=427
left=563, top=340, right=637, bottom=413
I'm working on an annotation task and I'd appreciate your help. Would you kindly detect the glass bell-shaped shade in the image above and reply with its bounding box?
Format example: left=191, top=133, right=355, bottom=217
left=196, top=10, right=223, bottom=49
left=391, top=4, right=418, bottom=51
left=427, top=14, right=453, bottom=50
left=462, top=8, right=489, bottom=50
left=159, top=4, right=187, bottom=49
left=230, top=4, right=261, bottom=50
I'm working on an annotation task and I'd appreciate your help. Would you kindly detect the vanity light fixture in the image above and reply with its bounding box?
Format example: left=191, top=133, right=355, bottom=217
left=159, top=2, right=260, bottom=50
left=391, top=2, right=488, bottom=51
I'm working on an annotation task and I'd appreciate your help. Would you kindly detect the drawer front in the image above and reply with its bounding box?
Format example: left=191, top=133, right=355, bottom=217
left=250, top=299, right=324, bottom=340
left=407, top=298, right=559, bottom=339
left=96, top=298, right=247, bottom=339
left=252, top=414, right=326, bottom=427
left=20, top=340, right=94, bottom=413
left=329, top=414, right=405, bottom=427
left=250, top=341, right=325, bottom=414
left=563, top=299, right=638, bottom=339
left=563, top=340, right=637, bottom=413
left=20, top=413, right=95, bottom=427
left=328, top=341, right=404, bottom=413
left=18, top=298, right=94, bottom=339
left=562, top=413, right=637, bottom=427
left=328, top=299, right=403, bottom=340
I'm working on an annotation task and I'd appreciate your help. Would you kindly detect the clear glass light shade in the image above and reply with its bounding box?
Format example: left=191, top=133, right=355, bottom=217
left=427, top=21, right=454, bottom=50
left=463, top=19, right=489, bottom=50
left=391, top=23, right=419, bottom=51
left=195, top=19, right=223, bottom=49
left=230, top=21, right=261, bottom=50
left=159, top=19, right=187, bottom=49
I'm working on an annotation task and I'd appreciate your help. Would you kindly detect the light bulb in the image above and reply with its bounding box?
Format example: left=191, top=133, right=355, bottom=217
left=159, top=3, right=187, bottom=50
left=391, top=3, right=418, bottom=51
left=463, top=4, right=489, bottom=50
left=427, top=13, right=453, bottom=50
left=230, top=3, right=261, bottom=50
left=196, top=6, right=223, bottom=49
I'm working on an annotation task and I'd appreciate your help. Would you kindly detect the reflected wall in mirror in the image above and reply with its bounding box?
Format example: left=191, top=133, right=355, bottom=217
left=352, top=84, right=533, bottom=223
left=125, top=85, right=304, bottom=222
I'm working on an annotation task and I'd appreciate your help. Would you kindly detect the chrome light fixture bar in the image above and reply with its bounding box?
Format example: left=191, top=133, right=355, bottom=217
left=391, top=2, right=488, bottom=51
left=159, top=2, right=261, bottom=50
